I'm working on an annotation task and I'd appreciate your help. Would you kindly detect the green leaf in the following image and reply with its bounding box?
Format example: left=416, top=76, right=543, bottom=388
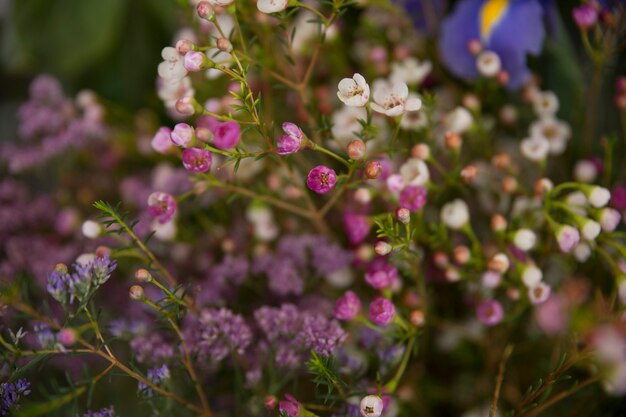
left=14, top=386, right=86, bottom=417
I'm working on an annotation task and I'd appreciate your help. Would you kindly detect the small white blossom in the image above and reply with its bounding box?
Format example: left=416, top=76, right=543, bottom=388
left=390, top=57, right=432, bottom=85
left=257, top=0, right=288, bottom=13
left=533, top=91, right=559, bottom=118
left=528, top=282, right=551, bottom=304
left=360, top=395, right=384, bottom=417
left=581, top=219, right=601, bottom=241
left=157, top=47, right=187, bottom=81
left=520, top=136, right=550, bottom=162
left=337, top=73, right=370, bottom=107
left=513, top=229, right=537, bottom=251
left=529, top=117, right=571, bottom=155
left=370, top=79, right=421, bottom=117
left=441, top=199, right=470, bottom=230
left=588, top=186, right=611, bottom=208
left=399, top=158, right=430, bottom=186
left=476, top=50, right=501, bottom=77
left=573, top=159, right=598, bottom=183
left=444, top=106, right=473, bottom=133
left=82, top=220, right=102, bottom=239
left=573, top=242, right=592, bottom=262
left=522, top=265, right=543, bottom=288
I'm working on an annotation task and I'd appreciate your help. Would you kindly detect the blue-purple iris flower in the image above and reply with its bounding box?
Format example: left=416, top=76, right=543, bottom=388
left=439, top=0, right=547, bottom=89
left=396, top=0, right=446, bottom=35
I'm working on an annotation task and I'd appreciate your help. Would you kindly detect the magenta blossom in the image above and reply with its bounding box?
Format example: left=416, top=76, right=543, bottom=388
left=151, top=127, right=174, bottom=154
left=147, top=192, right=177, bottom=224
left=334, top=290, right=361, bottom=320
left=277, top=122, right=305, bottom=155
left=572, top=5, right=598, bottom=30
left=213, top=121, right=240, bottom=150
left=307, top=165, right=337, bottom=194
left=364, top=258, right=398, bottom=290
left=182, top=148, right=212, bottom=173
left=369, top=297, right=395, bottom=326
left=611, top=185, right=626, bottom=211
left=476, top=300, right=504, bottom=326
left=279, top=394, right=300, bottom=417
left=170, top=123, right=195, bottom=148
left=399, top=186, right=427, bottom=212
left=343, top=213, right=371, bottom=245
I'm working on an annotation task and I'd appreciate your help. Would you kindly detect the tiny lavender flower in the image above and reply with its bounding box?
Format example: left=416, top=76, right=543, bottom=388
left=277, top=122, right=306, bottom=155
left=81, top=407, right=117, bottom=417
left=138, top=364, right=170, bottom=397
left=0, top=379, right=31, bottom=416
left=181, top=148, right=212, bottom=173
left=147, top=192, right=177, bottom=224
left=476, top=300, right=504, bottom=326
left=307, top=165, right=337, bottom=194
left=399, top=186, right=427, bottom=212
left=369, top=297, right=395, bottom=326
left=334, top=290, right=362, bottom=320
left=365, top=258, right=398, bottom=290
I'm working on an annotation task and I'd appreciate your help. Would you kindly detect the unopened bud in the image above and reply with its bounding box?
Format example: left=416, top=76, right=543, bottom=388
left=216, top=38, right=233, bottom=53
left=196, top=127, right=214, bottom=143
left=396, top=207, right=410, bottom=224
left=460, top=165, right=477, bottom=183
left=453, top=245, right=470, bottom=265
left=433, top=251, right=449, bottom=269
left=497, top=71, right=509, bottom=85
left=365, top=161, right=382, bottom=179
left=95, top=246, right=111, bottom=258
left=196, top=1, right=214, bottom=20
left=129, top=285, right=144, bottom=300
left=135, top=268, right=152, bottom=283
left=176, top=96, right=200, bottom=116
left=55, top=263, right=68, bottom=274
left=409, top=310, right=425, bottom=327
left=58, top=328, right=76, bottom=346
left=534, top=178, right=554, bottom=196
left=445, top=267, right=460, bottom=282
left=354, top=188, right=371, bottom=204
left=176, top=39, right=196, bottom=55
left=488, top=253, right=510, bottom=274
left=492, top=153, right=510, bottom=170
left=411, top=143, right=430, bottom=160
left=467, top=39, right=482, bottom=55
left=501, top=176, right=518, bottom=193
left=347, top=139, right=365, bottom=160
left=184, top=51, right=210, bottom=72
left=444, top=131, right=462, bottom=150
left=491, top=214, right=507, bottom=232
left=375, top=241, right=392, bottom=256
left=264, top=396, right=278, bottom=411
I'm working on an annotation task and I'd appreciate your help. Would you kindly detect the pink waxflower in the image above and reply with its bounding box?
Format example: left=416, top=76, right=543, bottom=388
left=529, top=282, right=552, bottom=305
left=399, top=186, right=427, bottom=212
left=599, top=208, right=621, bottom=232
left=147, top=192, right=177, bottom=224
left=343, top=213, right=371, bottom=245
left=369, top=297, right=395, bottom=326
left=334, top=291, right=362, bottom=320
left=307, top=165, right=337, bottom=194
left=151, top=127, right=174, bottom=154
left=170, top=123, right=195, bottom=148
left=279, top=394, right=300, bottom=417
left=277, top=122, right=306, bottom=155
left=213, top=120, right=240, bottom=150
left=58, top=328, right=76, bottom=346
left=182, top=148, right=212, bottom=173
left=572, top=5, right=598, bottom=30
left=476, top=300, right=504, bottom=326
left=555, top=225, right=580, bottom=253
left=365, top=258, right=398, bottom=290
left=611, top=185, right=626, bottom=211
left=183, top=51, right=210, bottom=72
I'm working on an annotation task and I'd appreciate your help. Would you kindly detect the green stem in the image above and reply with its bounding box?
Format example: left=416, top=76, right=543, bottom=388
left=311, top=143, right=351, bottom=167
left=384, top=335, right=416, bottom=392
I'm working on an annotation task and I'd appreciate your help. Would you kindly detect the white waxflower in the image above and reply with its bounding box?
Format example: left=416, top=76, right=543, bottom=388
left=359, top=395, right=383, bottom=417
left=370, top=79, right=421, bottom=117
left=82, top=220, right=102, bottom=239
left=441, top=199, right=470, bottom=230
left=337, top=73, right=370, bottom=107
left=528, top=282, right=551, bottom=304
left=520, top=136, right=550, bottom=162
left=208, top=0, right=235, bottom=6
left=400, top=93, right=427, bottom=130
left=158, top=47, right=188, bottom=81
left=257, top=0, right=287, bottom=13
left=581, top=219, right=601, bottom=241
left=573, top=242, right=592, bottom=262
left=513, top=229, right=537, bottom=251
left=522, top=265, right=543, bottom=288
left=390, top=57, right=432, bottom=85
left=529, top=117, right=571, bottom=155
left=153, top=219, right=177, bottom=241
left=476, top=50, right=501, bottom=77
left=325, top=267, right=354, bottom=288
left=533, top=91, right=559, bottom=118
left=331, top=106, right=367, bottom=141
left=399, top=158, right=430, bottom=186
left=588, top=186, right=611, bottom=208
left=573, top=159, right=598, bottom=183
left=157, top=76, right=195, bottom=110
left=444, top=106, right=473, bottom=133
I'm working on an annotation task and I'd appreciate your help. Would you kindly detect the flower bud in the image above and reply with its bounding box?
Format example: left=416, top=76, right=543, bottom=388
left=411, top=143, right=430, bottom=160
left=369, top=297, right=395, bottom=326
left=588, top=186, right=611, bottom=208
left=129, top=285, right=144, bottom=300
left=467, top=39, right=482, bottom=55
left=82, top=220, right=102, bottom=239
left=184, top=51, right=210, bottom=72
left=170, top=123, right=196, bottom=148
left=354, top=188, right=372, bottom=204
left=264, top=396, right=278, bottom=411
left=444, top=131, right=462, bottom=150
left=175, top=96, right=198, bottom=116
left=445, top=267, right=460, bottom=282
left=534, top=178, right=554, bottom=196
left=476, top=50, right=501, bottom=78
left=460, top=165, right=477, bottom=183
left=135, top=268, right=153, bottom=283
left=488, top=253, right=510, bottom=274
left=497, top=71, right=509, bottom=86
left=409, top=310, right=425, bottom=327
left=374, top=241, right=392, bottom=256
left=501, top=176, right=518, bottom=193
left=196, top=127, right=214, bottom=143
left=453, top=245, right=470, bottom=265
left=513, top=229, right=536, bottom=251
left=572, top=5, right=598, bottom=30
left=196, top=1, right=215, bottom=20
left=433, top=251, right=449, bottom=269
left=176, top=39, right=195, bottom=55
left=347, top=139, right=366, bottom=160
left=364, top=161, right=382, bottom=179
left=396, top=207, right=411, bottom=224
left=216, top=38, right=233, bottom=53
left=491, top=214, right=507, bottom=232
left=58, top=328, right=77, bottom=347
left=55, top=263, right=69, bottom=274
left=492, top=153, right=511, bottom=170
left=521, top=264, right=542, bottom=288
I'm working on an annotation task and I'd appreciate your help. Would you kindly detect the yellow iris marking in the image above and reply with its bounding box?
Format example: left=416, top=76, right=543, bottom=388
left=480, top=0, right=510, bottom=41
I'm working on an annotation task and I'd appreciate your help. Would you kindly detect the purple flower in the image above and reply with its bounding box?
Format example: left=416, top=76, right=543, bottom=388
left=572, top=4, right=598, bottom=29
left=213, top=121, right=241, bottom=150
left=399, top=186, right=427, bottom=212
left=611, top=185, right=626, bottom=211
left=277, top=122, right=305, bottom=155
left=47, top=267, right=72, bottom=304
left=130, top=333, right=174, bottom=365
left=369, top=297, right=396, bottom=326
left=301, top=314, right=346, bottom=356
left=170, top=123, right=195, bottom=148
left=439, top=0, right=546, bottom=89
left=81, top=407, right=117, bottom=417
left=334, top=291, right=361, bottom=320
left=307, top=165, right=337, bottom=194
left=279, top=394, right=301, bottom=417
left=70, top=254, right=117, bottom=303
left=476, top=300, right=504, bottom=326
left=0, top=379, right=31, bottom=416
left=343, top=213, right=371, bottom=245
left=138, top=364, right=170, bottom=397
left=364, top=258, right=398, bottom=290
left=182, top=147, right=212, bottom=173
left=147, top=192, right=177, bottom=224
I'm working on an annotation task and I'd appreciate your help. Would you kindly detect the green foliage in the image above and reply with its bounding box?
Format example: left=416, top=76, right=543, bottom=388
left=305, top=351, right=347, bottom=404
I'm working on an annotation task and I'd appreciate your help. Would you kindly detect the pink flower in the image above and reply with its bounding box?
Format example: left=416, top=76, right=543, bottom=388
left=279, top=394, right=300, bottom=417
left=183, top=51, right=209, bottom=72
left=151, top=127, right=174, bottom=154
left=170, top=123, right=195, bottom=148
left=147, top=192, right=177, bottom=224
left=572, top=5, right=598, bottom=30
left=600, top=208, right=621, bottom=232
left=399, top=186, right=427, bottom=212
left=365, top=258, right=398, bottom=290
left=611, top=185, right=626, bottom=211
left=277, top=122, right=305, bottom=155
left=555, top=225, right=580, bottom=253
left=334, top=291, right=361, bottom=320
left=369, top=297, right=395, bottom=326
left=182, top=148, right=212, bottom=173
left=307, top=165, right=337, bottom=194
left=213, top=121, right=240, bottom=150
left=476, top=300, right=504, bottom=326
left=529, top=282, right=552, bottom=305
left=535, top=296, right=567, bottom=335
left=343, top=213, right=371, bottom=245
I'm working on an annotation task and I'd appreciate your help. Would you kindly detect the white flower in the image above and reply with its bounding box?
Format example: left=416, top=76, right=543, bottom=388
left=520, top=136, right=550, bottom=162
left=588, top=186, right=611, bottom=208
left=476, top=50, right=501, bottom=77
left=599, top=208, right=621, bottom=232
left=441, top=199, right=470, bottom=230
left=390, top=57, right=432, bottom=85
left=325, top=267, right=354, bottom=288
left=533, top=91, right=559, bottom=118
left=581, top=219, right=601, bottom=241
left=157, top=76, right=195, bottom=111
left=331, top=106, right=367, bottom=141
left=153, top=219, right=177, bottom=241
left=208, top=0, right=234, bottom=6
left=359, top=395, right=383, bottom=417
left=400, top=93, right=428, bottom=130
left=529, top=117, right=571, bottom=155
left=573, top=159, right=598, bottom=183
left=157, top=47, right=187, bottom=80
left=513, top=229, right=536, bottom=251
left=399, top=158, right=430, bottom=186
left=573, top=242, right=592, bottom=262
left=257, top=0, right=287, bottom=13
left=82, top=220, right=102, bottom=239
left=337, top=73, right=370, bottom=107
left=370, top=79, right=421, bottom=117
left=375, top=241, right=393, bottom=256
left=522, top=265, right=543, bottom=288
left=528, top=282, right=551, bottom=304
left=444, top=106, right=473, bottom=133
